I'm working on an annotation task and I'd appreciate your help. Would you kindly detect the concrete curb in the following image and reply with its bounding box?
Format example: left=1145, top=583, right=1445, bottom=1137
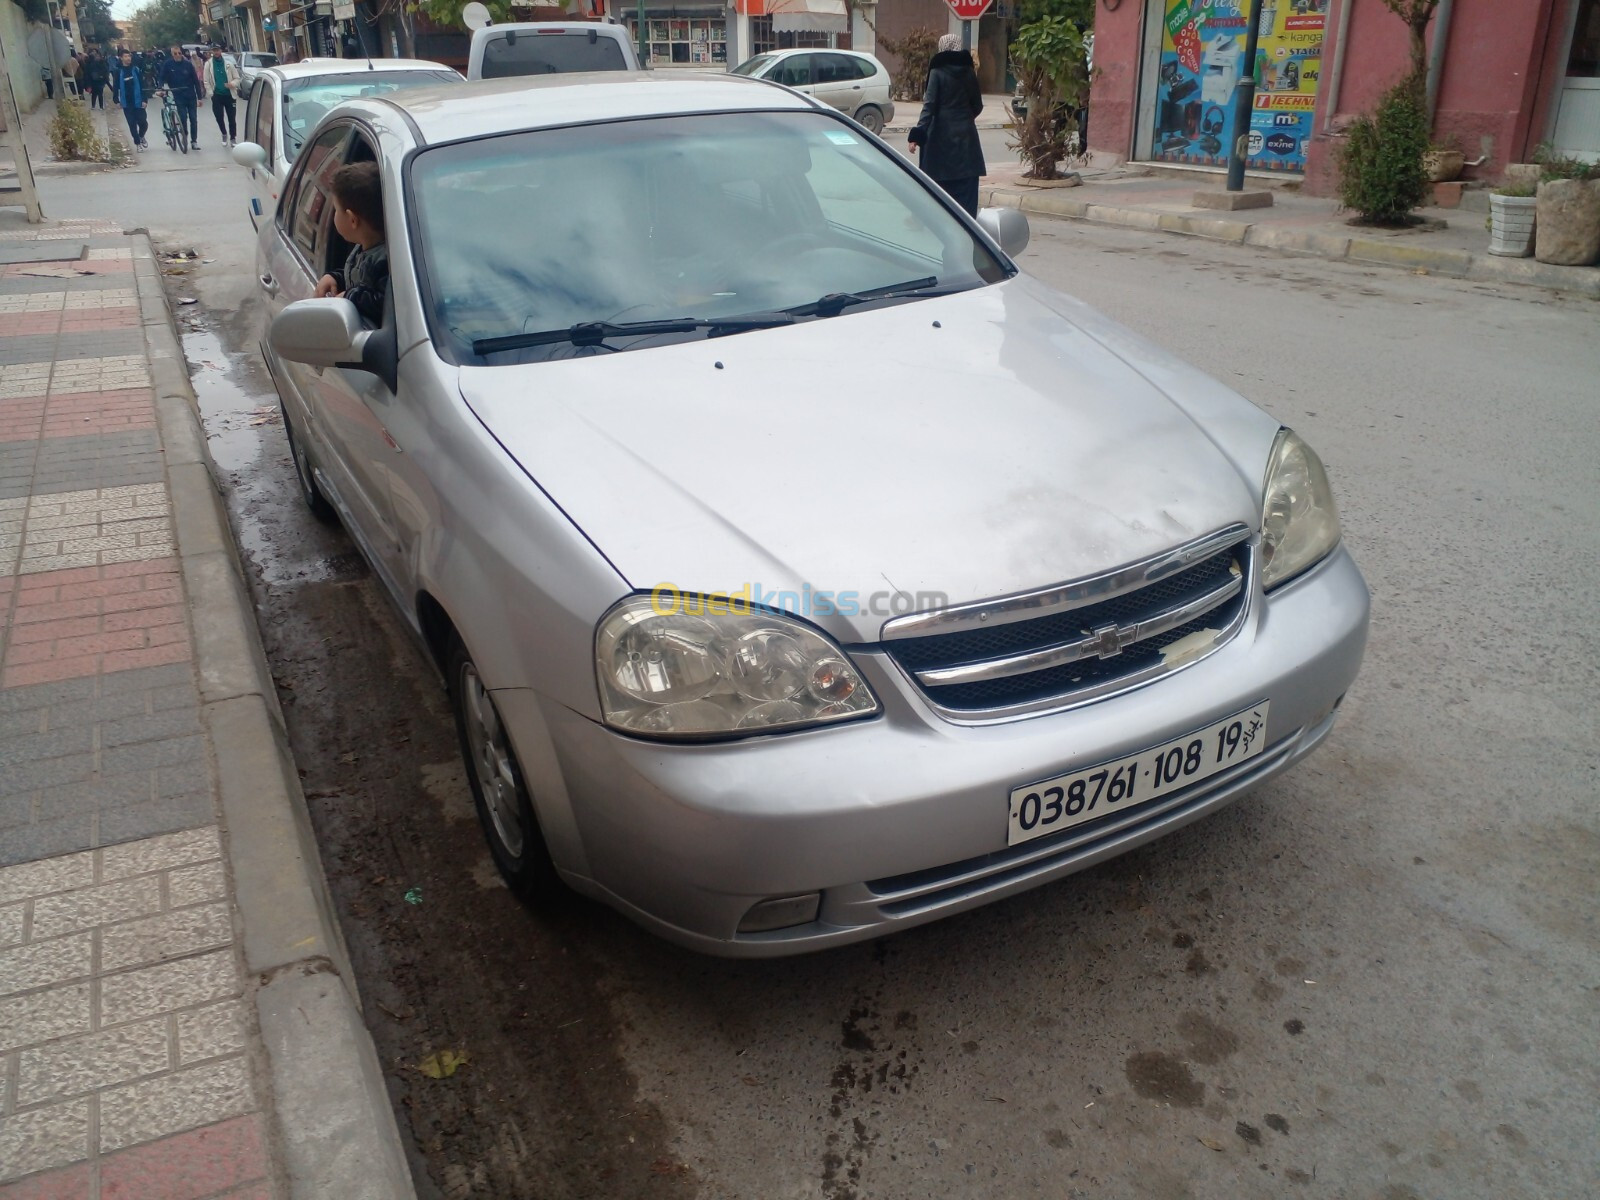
left=983, top=186, right=1600, bottom=299
left=131, top=236, right=418, bottom=1200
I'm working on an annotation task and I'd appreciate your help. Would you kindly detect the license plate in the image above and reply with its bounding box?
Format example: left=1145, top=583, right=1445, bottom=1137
left=1007, top=703, right=1270, bottom=847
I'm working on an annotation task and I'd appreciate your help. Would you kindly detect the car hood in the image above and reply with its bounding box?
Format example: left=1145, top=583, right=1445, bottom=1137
left=457, top=275, right=1279, bottom=642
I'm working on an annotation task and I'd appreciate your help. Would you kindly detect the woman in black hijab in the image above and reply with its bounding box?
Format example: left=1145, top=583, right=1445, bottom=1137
left=906, top=34, right=987, bottom=216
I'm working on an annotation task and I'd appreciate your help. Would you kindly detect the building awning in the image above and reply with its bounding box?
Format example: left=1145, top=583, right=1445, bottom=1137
left=735, top=0, right=849, bottom=33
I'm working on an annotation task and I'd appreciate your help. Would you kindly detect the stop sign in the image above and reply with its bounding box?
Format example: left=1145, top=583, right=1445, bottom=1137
left=945, top=0, right=993, bottom=19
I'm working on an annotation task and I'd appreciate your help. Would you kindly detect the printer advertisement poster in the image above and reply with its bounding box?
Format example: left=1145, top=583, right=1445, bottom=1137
left=1152, top=0, right=1326, bottom=173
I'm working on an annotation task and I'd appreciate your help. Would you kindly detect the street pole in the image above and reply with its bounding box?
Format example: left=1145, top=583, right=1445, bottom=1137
left=1224, top=0, right=1265, bottom=192
left=961, top=18, right=972, bottom=50
left=637, top=0, right=646, bottom=64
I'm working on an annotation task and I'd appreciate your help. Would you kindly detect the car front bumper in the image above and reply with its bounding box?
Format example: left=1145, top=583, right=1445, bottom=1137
left=508, top=545, right=1369, bottom=956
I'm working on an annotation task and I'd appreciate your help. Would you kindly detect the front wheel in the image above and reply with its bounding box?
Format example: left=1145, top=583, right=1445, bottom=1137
left=448, top=638, right=561, bottom=901
left=853, top=105, right=885, bottom=135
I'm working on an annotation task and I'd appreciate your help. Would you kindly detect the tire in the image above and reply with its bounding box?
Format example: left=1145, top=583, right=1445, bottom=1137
left=165, top=120, right=176, bottom=151
left=854, top=105, right=885, bottom=135
left=279, top=400, right=336, bottom=522
left=447, top=637, right=561, bottom=901
left=178, top=120, right=188, bottom=154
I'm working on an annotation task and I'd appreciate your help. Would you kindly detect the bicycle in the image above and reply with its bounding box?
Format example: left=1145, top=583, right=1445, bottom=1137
left=159, top=89, right=189, bottom=154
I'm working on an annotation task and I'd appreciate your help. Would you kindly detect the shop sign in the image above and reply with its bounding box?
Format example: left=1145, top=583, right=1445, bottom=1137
left=332, top=0, right=356, bottom=17
left=1149, top=0, right=1326, bottom=174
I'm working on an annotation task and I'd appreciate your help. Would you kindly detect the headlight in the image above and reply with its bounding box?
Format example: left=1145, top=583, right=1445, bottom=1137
left=1260, top=428, right=1341, bottom=589
left=595, top=595, right=879, bottom=739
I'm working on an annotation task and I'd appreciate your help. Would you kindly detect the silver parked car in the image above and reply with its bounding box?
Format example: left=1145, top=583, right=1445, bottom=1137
left=731, top=48, right=894, bottom=133
left=253, top=74, right=1368, bottom=956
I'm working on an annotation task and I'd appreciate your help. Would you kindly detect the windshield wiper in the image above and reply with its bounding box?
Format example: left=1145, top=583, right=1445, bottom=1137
left=472, top=312, right=793, bottom=357
left=791, top=276, right=941, bottom=319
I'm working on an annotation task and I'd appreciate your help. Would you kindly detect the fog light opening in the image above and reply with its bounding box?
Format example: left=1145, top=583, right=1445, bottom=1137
left=737, top=893, right=821, bottom=934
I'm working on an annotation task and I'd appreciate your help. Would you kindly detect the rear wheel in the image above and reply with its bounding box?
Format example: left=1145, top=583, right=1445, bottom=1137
left=279, top=400, right=335, bottom=522
left=448, top=638, right=561, bottom=901
left=177, top=117, right=188, bottom=153
left=853, top=105, right=885, bottom=135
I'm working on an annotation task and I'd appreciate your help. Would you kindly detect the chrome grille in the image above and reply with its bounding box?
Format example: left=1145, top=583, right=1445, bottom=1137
left=882, top=527, right=1252, bottom=717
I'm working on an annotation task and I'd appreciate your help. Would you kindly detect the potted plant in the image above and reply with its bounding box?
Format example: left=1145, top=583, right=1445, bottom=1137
left=1422, top=139, right=1464, bottom=182
left=1531, top=144, right=1600, bottom=266
left=1487, top=183, right=1537, bottom=257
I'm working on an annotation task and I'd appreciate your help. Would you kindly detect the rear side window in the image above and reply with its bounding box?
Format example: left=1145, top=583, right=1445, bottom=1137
left=814, top=54, right=865, bottom=84
left=480, top=32, right=628, bottom=77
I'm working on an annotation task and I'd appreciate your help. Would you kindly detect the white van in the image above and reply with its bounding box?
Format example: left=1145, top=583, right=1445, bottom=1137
left=466, top=22, right=641, bottom=79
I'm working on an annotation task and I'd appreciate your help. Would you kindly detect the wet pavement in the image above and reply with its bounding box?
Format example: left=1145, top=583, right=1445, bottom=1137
left=36, top=149, right=1600, bottom=1200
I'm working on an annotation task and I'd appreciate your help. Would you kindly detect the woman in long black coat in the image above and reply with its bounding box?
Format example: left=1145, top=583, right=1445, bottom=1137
left=906, top=34, right=987, bottom=217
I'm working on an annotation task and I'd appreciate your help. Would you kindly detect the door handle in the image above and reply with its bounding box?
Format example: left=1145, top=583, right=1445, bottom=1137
left=259, top=273, right=278, bottom=295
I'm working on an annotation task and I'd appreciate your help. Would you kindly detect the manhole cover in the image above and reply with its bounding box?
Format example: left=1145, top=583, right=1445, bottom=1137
left=0, top=243, right=89, bottom=265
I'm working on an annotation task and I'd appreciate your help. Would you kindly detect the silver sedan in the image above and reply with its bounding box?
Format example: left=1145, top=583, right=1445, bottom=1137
left=253, top=73, right=1369, bottom=955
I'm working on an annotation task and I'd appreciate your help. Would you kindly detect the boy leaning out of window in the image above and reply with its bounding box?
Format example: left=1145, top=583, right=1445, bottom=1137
left=315, top=162, right=390, bottom=325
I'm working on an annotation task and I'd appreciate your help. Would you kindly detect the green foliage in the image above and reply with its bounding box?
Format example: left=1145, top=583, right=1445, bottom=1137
left=1338, top=77, right=1430, bottom=225
left=76, top=0, right=123, bottom=47
left=1532, top=142, right=1600, bottom=183
left=1017, top=0, right=1093, bottom=26
left=1490, top=183, right=1535, bottom=198
left=1008, top=15, right=1090, bottom=180
left=877, top=26, right=940, bottom=103
left=127, top=0, right=201, bottom=50
left=407, top=0, right=518, bottom=30
left=48, top=97, right=107, bottom=162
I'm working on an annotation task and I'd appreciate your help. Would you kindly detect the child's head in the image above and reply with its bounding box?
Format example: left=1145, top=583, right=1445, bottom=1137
left=331, top=162, right=384, bottom=248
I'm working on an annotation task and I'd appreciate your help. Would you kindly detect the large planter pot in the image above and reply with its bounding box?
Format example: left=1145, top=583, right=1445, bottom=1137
left=1487, top=193, right=1537, bottom=257
left=1533, top=178, right=1600, bottom=266
left=1423, top=149, right=1464, bottom=183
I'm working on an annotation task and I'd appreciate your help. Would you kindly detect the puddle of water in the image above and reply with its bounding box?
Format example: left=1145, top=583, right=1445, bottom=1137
left=180, top=319, right=362, bottom=588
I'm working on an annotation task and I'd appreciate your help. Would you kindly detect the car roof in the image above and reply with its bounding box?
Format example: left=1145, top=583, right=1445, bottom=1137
left=266, top=57, right=454, bottom=81
left=373, top=72, right=817, bottom=145
left=760, top=47, right=878, bottom=60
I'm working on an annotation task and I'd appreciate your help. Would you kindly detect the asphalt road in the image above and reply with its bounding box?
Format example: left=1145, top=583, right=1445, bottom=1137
left=37, top=145, right=1600, bottom=1200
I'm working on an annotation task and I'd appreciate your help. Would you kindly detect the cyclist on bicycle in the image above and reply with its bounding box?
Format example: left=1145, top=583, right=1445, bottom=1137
left=157, top=45, right=202, bottom=150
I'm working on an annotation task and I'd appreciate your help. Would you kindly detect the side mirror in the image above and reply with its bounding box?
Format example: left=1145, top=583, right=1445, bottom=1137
left=270, top=299, right=398, bottom=392
left=232, top=140, right=268, bottom=170
left=977, top=206, right=1030, bottom=258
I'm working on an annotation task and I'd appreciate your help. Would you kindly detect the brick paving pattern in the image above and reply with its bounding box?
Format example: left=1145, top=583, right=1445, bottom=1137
left=0, top=230, right=283, bottom=1196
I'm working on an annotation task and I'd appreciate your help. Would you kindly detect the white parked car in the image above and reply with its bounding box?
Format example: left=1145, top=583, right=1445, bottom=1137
left=466, top=22, right=641, bottom=79
left=231, top=50, right=278, bottom=90
left=731, top=48, right=893, bottom=133
left=232, top=58, right=459, bottom=229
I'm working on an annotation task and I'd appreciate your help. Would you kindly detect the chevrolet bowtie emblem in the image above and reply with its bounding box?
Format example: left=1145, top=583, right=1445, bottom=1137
left=1090, top=623, right=1126, bottom=659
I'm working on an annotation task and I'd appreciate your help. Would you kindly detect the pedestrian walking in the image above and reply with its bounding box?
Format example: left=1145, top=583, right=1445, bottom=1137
left=206, top=46, right=241, bottom=146
left=84, top=49, right=108, bottom=108
left=110, top=49, right=149, bottom=150
left=40, top=59, right=54, bottom=101
left=906, top=34, right=987, bottom=217
left=158, top=45, right=202, bottom=149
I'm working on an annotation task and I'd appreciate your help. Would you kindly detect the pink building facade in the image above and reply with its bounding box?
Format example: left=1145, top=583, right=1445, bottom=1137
left=1088, top=0, right=1600, bottom=194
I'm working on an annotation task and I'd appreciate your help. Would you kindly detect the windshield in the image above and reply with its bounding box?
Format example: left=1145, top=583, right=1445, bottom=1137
left=410, top=111, right=1009, bottom=365
left=730, top=54, right=775, bottom=77
left=479, top=31, right=628, bottom=77
left=242, top=53, right=277, bottom=68
left=282, top=70, right=457, bottom=160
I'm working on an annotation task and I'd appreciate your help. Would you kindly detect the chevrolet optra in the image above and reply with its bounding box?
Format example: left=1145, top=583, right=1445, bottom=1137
left=251, top=73, right=1369, bottom=955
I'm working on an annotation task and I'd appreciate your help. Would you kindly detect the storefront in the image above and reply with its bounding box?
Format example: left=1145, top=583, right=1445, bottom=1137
left=621, top=11, right=730, bottom=66
left=1137, top=0, right=1325, bottom=175
left=1091, top=0, right=1600, bottom=192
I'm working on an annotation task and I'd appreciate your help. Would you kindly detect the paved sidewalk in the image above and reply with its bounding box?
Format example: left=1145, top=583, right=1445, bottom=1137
left=981, top=165, right=1600, bottom=299
left=0, top=219, right=412, bottom=1198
